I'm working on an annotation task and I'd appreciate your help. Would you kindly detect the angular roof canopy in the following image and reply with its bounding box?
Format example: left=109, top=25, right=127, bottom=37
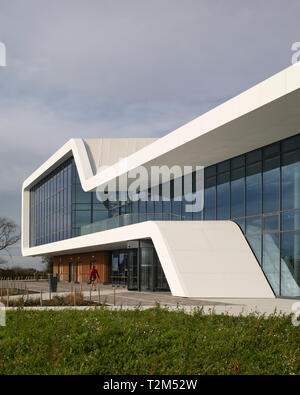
left=23, top=63, right=300, bottom=192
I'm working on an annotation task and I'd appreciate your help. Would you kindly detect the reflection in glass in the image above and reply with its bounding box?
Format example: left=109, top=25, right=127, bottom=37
left=246, top=162, right=261, bottom=216
left=234, top=218, right=245, bottom=233
left=246, top=149, right=261, bottom=164
left=281, top=211, right=300, bottom=231
left=246, top=216, right=261, bottom=235
left=217, top=160, right=230, bottom=173
left=263, top=233, right=280, bottom=295
left=217, top=173, right=230, bottom=220
left=263, top=157, right=280, bottom=213
left=231, top=168, right=245, bottom=218
left=247, top=235, right=261, bottom=264
left=204, top=177, right=216, bottom=220
left=231, top=155, right=245, bottom=169
left=282, top=150, right=300, bottom=210
left=263, top=215, right=279, bottom=232
left=280, top=231, right=300, bottom=296
left=140, top=247, right=154, bottom=292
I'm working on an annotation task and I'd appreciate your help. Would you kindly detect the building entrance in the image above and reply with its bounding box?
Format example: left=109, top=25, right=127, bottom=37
left=111, top=240, right=170, bottom=292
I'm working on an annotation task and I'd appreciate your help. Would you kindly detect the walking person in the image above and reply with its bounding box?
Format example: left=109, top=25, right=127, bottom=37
left=89, top=265, right=100, bottom=291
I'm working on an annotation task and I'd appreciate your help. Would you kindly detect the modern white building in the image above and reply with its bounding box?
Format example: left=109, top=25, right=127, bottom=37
left=22, top=64, right=300, bottom=298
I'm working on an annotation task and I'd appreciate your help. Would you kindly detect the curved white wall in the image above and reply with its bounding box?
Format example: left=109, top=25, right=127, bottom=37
left=22, top=220, right=275, bottom=298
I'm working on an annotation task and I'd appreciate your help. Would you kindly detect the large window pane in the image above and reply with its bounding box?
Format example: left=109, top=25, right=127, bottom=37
left=217, top=172, right=230, bottom=220
left=234, top=218, right=245, bottom=233
left=204, top=177, right=216, bottom=220
left=171, top=200, right=181, bottom=219
left=281, top=211, right=300, bottom=231
left=30, top=158, right=73, bottom=246
left=263, top=142, right=280, bottom=158
left=74, top=211, right=91, bottom=227
left=231, top=155, right=245, bottom=169
left=263, top=215, right=279, bottom=232
left=263, top=156, right=280, bottom=213
left=247, top=235, right=261, bottom=264
left=75, top=185, right=92, bottom=204
left=246, top=216, right=262, bottom=235
left=205, top=165, right=216, bottom=178
left=217, top=160, right=230, bottom=173
left=246, top=149, right=262, bottom=164
left=280, top=231, right=300, bottom=297
left=231, top=167, right=245, bottom=218
left=282, top=135, right=300, bottom=152
left=246, top=162, right=261, bottom=216
left=263, top=233, right=280, bottom=295
left=93, top=210, right=109, bottom=222
left=282, top=150, right=300, bottom=210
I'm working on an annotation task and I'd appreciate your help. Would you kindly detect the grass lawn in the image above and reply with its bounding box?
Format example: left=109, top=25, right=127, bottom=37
left=0, top=308, right=299, bottom=375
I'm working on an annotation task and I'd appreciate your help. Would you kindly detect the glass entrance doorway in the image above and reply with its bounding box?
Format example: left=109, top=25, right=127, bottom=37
left=111, top=241, right=170, bottom=292
left=139, top=246, right=154, bottom=291
left=138, top=241, right=170, bottom=292
left=112, top=250, right=131, bottom=287
left=128, top=249, right=138, bottom=290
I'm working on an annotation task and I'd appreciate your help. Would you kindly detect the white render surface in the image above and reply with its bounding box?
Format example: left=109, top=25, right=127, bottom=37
left=153, top=221, right=274, bottom=298
left=83, top=138, right=157, bottom=175
left=22, top=220, right=274, bottom=298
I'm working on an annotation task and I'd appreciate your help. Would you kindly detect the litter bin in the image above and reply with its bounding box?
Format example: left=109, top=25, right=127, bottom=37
left=48, top=274, right=58, bottom=293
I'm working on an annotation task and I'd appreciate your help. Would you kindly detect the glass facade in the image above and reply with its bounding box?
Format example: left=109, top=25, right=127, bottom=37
left=71, top=164, right=109, bottom=237
left=30, top=158, right=72, bottom=246
left=30, top=134, right=300, bottom=296
left=203, top=134, right=300, bottom=297
left=30, top=158, right=109, bottom=246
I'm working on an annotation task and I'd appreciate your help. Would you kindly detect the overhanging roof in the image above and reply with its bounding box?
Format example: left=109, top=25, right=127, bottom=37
left=23, top=63, right=300, bottom=192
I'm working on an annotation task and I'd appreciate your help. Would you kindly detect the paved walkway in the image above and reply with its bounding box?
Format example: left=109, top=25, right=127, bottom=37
left=1, top=280, right=299, bottom=316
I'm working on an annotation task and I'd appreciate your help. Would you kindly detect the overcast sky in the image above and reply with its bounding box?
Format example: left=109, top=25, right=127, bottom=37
left=0, top=0, right=299, bottom=268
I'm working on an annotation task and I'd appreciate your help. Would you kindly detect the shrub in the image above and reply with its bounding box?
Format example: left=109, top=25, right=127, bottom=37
left=0, top=309, right=298, bottom=375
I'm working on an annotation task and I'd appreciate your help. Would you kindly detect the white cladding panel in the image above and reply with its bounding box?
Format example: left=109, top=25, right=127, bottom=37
left=22, top=221, right=275, bottom=298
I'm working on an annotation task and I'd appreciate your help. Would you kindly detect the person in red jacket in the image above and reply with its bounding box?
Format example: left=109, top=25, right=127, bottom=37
left=89, top=265, right=100, bottom=291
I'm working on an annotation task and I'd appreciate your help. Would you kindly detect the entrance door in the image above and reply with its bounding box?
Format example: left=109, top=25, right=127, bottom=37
left=119, top=252, right=127, bottom=286
left=68, top=263, right=74, bottom=282
left=139, top=247, right=154, bottom=291
left=128, top=249, right=138, bottom=290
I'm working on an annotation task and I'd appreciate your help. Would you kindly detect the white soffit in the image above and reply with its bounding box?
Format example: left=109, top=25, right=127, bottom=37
left=83, top=138, right=157, bottom=174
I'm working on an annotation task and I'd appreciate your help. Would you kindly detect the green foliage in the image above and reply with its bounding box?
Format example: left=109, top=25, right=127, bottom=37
left=0, top=308, right=299, bottom=375
left=41, top=256, right=54, bottom=274
left=0, top=267, right=46, bottom=279
left=1, top=292, right=101, bottom=307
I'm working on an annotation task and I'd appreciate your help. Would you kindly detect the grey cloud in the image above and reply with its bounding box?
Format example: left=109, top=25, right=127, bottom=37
left=0, top=0, right=299, bottom=264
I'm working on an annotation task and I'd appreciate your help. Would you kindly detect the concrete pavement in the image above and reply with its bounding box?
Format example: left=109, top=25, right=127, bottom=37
left=1, top=280, right=299, bottom=317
